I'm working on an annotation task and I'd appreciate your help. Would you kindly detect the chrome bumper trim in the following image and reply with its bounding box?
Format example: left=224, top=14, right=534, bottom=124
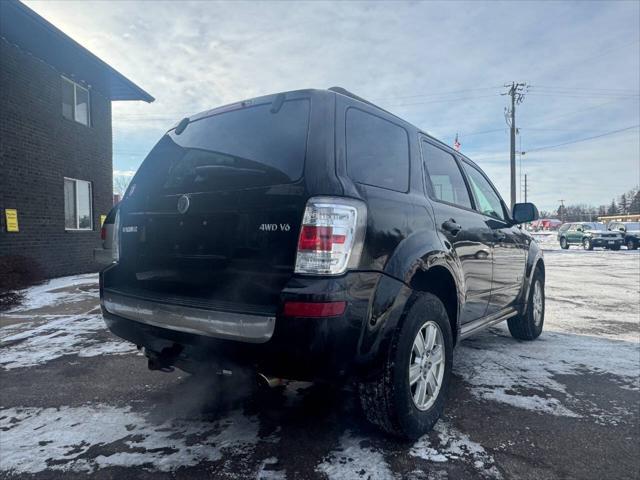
left=103, top=291, right=275, bottom=343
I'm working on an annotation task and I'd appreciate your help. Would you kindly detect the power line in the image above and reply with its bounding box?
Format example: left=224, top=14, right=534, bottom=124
left=524, top=97, right=635, bottom=127
left=531, top=85, right=639, bottom=94
left=464, top=128, right=507, bottom=137
left=370, top=86, right=502, bottom=102
left=528, top=92, right=639, bottom=99
left=558, top=38, right=640, bottom=72
left=382, top=94, right=500, bottom=108
left=523, top=124, right=640, bottom=154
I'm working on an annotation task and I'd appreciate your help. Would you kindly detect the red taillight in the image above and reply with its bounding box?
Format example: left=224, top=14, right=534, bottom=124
left=294, top=197, right=367, bottom=275
left=298, top=225, right=330, bottom=251
left=297, top=225, right=346, bottom=252
left=283, top=301, right=346, bottom=318
left=100, top=226, right=106, bottom=241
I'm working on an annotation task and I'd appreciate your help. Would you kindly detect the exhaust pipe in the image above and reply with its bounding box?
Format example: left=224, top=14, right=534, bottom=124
left=257, top=373, right=286, bottom=388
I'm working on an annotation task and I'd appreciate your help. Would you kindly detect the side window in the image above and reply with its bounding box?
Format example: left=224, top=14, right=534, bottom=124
left=462, top=162, right=506, bottom=221
left=421, top=141, right=472, bottom=209
left=346, top=108, right=409, bottom=192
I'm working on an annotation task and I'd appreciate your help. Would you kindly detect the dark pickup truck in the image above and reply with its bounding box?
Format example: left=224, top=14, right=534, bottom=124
left=100, top=87, right=544, bottom=438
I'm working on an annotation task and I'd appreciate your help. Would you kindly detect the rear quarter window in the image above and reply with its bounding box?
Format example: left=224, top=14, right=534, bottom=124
left=346, top=108, right=409, bottom=192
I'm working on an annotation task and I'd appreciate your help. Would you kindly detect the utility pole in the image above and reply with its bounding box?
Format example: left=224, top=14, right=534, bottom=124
left=558, top=199, right=566, bottom=223
left=524, top=174, right=528, bottom=203
left=502, top=82, right=527, bottom=209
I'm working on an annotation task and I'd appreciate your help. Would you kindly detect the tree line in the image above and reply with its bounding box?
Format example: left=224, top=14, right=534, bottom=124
left=539, top=186, right=640, bottom=222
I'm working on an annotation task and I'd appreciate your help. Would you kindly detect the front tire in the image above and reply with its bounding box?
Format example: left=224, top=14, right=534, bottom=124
left=627, top=239, right=638, bottom=250
left=583, top=238, right=593, bottom=250
left=508, top=268, right=544, bottom=340
left=610, top=244, right=621, bottom=251
left=358, top=293, right=453, bottom=439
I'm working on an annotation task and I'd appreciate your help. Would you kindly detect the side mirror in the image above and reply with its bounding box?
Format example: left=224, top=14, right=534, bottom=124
left=619, top=227, right=625, bottom=232
left=512, top=202, right=539, bottom=224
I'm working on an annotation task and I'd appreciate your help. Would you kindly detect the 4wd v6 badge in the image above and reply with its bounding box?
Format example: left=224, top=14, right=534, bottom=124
left=259, top=223, right=290, bottom=232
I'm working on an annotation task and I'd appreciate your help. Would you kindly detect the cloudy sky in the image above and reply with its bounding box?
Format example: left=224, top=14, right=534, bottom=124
left=25, top=0, right=640, bottom=211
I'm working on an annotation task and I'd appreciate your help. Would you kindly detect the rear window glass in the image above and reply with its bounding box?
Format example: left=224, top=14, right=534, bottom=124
left=135, top=99, right=310, bottom=193
left=346, top=108, right=409, bottom=192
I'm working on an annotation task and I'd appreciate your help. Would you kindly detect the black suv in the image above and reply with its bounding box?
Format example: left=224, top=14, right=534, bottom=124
left=100, top=88, right=544, bottom=438
left=608, top=221, right=640, bottom=250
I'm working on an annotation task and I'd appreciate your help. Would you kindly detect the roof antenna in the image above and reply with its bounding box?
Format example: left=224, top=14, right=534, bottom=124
left=175, top=117, right=189, bottom=135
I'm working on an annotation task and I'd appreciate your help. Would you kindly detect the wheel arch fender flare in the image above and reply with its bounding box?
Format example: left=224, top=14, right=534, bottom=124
left=356, top=230, right=466, bottom=375
left=522, top=241, right=545, bottom=311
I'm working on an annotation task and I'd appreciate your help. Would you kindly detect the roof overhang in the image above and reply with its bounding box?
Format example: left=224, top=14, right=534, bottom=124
left=0, top=0, right=154, bottom=103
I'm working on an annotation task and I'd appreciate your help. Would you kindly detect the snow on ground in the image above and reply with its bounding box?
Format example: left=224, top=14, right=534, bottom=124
left=6, top=273, right=98, bottom=313
left=257, top=457, right=287, bottom=480
left=410, top=422, right=502, bottom=479
left=456, top=326, right=638, bottom=419
left=0, top=250, right=638, bottom=477
left=455, top=246, right=639, bottom=419
left=0, top=273, right=136, bottom=369
left=0, top=313, right=137, bottom=370
left=542, top=249, right=640, bottom=340
left=316, top=430, right=395, bottom=480
left=317, top=421, right=502, bottom=480
left=0, top=404, right=262, bottom=474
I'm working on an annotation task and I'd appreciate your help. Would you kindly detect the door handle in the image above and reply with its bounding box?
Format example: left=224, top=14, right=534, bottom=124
left=442, top=219, right=462, bottom=236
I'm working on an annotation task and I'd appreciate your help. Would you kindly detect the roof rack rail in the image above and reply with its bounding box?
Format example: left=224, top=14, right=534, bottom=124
left=328, top=86, right=400, bottom=120
left=328, top=86, right=375, bottom=106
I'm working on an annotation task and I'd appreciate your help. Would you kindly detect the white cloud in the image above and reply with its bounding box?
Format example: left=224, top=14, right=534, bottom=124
left=113, top=170, right=135, bottom=178
left=24, top=0, right=640, bottom=210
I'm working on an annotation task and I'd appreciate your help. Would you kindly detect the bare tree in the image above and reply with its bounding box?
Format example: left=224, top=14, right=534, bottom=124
left=113, top=174, right=132, bottom=197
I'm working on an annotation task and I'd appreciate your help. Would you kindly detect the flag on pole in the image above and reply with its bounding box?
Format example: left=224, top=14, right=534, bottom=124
left=454, top=133, right=461, bottom=151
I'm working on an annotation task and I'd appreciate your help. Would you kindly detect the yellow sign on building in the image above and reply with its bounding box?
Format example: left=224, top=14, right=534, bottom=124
left=100, top=215, right=107, bottom=227
left=5, top=209, right=19, bottom=232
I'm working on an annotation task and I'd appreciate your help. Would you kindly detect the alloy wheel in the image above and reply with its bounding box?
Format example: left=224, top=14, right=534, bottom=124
left=532, top=280, right=543, bottom=326
left=409, top=321, right=445, bottom=411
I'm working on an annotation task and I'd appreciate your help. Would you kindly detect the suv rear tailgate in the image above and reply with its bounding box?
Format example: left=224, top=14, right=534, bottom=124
left=110, top=95, right=312, bottom=314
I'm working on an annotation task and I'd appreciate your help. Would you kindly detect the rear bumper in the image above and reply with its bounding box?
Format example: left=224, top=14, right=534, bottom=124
left=591, top=237, right=623, bottom=247
left=103, top=290, right=275, bottom=343
left=100, top=271, right=408, bottom=381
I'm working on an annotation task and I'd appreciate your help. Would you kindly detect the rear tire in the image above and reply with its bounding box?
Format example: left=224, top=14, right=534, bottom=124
left=559, top=237, right=569, bottom=249
left=508, top=268, right=544, bottom=341
left=610, top=244, right=621, bottom=251
left=583, top=238, right=593, bottom=250
left=358, top=293, right=453, bottom=439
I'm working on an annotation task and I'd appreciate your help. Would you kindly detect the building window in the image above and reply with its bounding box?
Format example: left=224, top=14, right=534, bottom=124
left=62, top=77, right=90, bottom=126
left=64, top=178, right=93, bottom=230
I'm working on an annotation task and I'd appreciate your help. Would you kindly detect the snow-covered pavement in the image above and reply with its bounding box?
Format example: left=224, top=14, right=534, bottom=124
left=1, top=247, right=638, bottom=479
